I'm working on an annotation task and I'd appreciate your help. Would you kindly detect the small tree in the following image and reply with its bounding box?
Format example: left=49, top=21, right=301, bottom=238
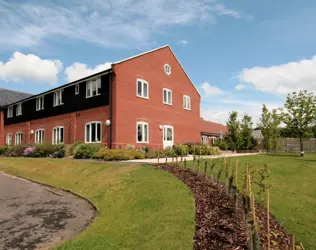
left=281, top=90, right=316, bottom=156
left=270, top=109, right=281, bottom=152
left=258, top=105, right=272, bottom=153
left=239, top=114, right=254, bottom=150
left=226, top=111, right=240, bottom=151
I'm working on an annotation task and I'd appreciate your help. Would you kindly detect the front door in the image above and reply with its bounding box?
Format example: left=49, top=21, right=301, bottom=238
left=163, top=125, right=174, bottom=149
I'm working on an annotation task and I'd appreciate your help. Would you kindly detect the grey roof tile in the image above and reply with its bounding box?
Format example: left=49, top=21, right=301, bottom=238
left=0, top=88, right=33, bottom=107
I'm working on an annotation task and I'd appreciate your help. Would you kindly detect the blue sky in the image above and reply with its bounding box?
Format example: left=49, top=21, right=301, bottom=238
left=1, top=0, right=316, bottom=124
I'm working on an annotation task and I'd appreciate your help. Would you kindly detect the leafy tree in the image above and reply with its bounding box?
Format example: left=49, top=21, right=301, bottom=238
left=239, top=114, right=254, bottom=150
left=280, top=90, right=316, bottom=155
left=270, top=109, right=281, bottom=152
left=226, top=111, right=240, bottom=150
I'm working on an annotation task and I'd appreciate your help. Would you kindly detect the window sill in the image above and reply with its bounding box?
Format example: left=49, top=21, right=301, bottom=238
left=85, top=141, right=102, bottom=144
left=163, top=102, right=172, bottom=106
left=53, top=104, right=64, bottom=107
left=137, top=141, right=149, bottom=144
left=86, top=93, right=101, bottom=99
left=184, top=108, right=191, bottom=111
left=137, top=95, right=149, bottom=100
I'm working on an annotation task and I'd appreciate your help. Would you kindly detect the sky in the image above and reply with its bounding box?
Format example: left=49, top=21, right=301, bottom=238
left=1, top=0, right=316, bottom=125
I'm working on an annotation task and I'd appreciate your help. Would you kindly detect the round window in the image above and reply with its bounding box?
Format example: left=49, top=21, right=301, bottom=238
left=164, top=64, right=171, bottom=75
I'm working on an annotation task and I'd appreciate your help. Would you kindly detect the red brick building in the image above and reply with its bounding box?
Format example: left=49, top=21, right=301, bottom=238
left=200, top=120, right=228, bottom=146
left=0, top=46, right=226, bottom=149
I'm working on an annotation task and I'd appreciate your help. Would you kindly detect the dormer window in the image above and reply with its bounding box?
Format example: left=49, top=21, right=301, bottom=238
left=75, top=84, right=79, bottom=95
left=36, top=96, right=44, bottom=111
left=7, top=106, right=13, bottom=118
left=16, top=103, right=22, bottom=116
left=53, top=90, right=63, bottom=106
left=86, top=78, right=101, bottom=98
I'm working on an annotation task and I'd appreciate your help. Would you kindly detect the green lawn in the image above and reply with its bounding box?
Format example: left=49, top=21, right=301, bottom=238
left=186, top=153, right=316, bottom=249
left=0, top=158, right=195, bottom=250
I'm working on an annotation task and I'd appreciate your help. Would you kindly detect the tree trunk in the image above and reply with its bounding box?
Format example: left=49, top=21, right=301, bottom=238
left=300, top=136, right=304, bottom=157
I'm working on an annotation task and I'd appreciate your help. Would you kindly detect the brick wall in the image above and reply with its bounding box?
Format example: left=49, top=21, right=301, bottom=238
left=1, top=106, right=110, bottom=146
left=112, top=46, right=201, bottom=149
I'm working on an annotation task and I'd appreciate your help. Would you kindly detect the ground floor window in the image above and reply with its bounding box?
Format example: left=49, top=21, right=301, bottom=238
left=53, top=126, right=64, bottom=144
left=201, top=135, right=208, bottom=145
left=137, top=122, right=149, bottom=143
left=35, top=129, right=45, bottom=144
left=6, top=133, right=13, bottom=145
left=15, top=132, right=23, bottom=145
left=85, top=122, right=101, bottom=143
left=211, top=137, right=216, bottom=145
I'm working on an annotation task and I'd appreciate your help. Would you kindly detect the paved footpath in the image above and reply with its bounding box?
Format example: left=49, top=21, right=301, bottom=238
left=124, top=152, right=261, bottom=164
left=0, top=172, right=95, bottom=250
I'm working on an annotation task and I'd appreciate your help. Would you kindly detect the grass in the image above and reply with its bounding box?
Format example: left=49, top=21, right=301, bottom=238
left=0, top=158, right=195, bottom=250
left=184, top=153, right=316, bottom=249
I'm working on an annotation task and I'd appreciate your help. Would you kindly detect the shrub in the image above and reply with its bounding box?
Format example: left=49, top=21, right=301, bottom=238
left=213, top=140, right=228, bottom=150
left=164, top=147, right=176, bottom=157
left=0, top=146, right=8, bottom=155
left=145, top=149, right=165, bottom=159
left=24, top=147, right=35, bottom=157
left=51, top=144, right=66, bottom=158
left=5, top=145, right=29, bottom=157
left=209, top=146, right=220, bottom=155
left=74, top=144, right=102, bottom=159
left=68, top=141, right=83, bottom=156
left=93, top=148, right=145, bottom=161
left=173, top=144, right=189, bottom=157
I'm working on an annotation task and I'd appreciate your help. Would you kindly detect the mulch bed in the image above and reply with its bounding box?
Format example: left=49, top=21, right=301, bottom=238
left=156, top=165, right=291, bottom=250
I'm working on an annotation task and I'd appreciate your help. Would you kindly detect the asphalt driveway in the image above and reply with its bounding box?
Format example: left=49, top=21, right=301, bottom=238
left=0, top=172, right=95, bottom=250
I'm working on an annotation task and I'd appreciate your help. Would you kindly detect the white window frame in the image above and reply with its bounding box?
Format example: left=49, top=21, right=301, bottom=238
left=86, top=78, right=101, bottom=98
left=36, top=96, right=44, bottom=111
left=163, top=88, right=172, bottom=105
left=53, top=90, right=63, bottom=107
left=136, top=122, right=149, bottom=143
left=183, top=95, right=191, bottom=110
left=35, top=129, right=45, bottom=144
left=7, top=106, right=13, bottom=118
left=136, top=79, right=149, bottom=99
left=15, top=132, right=23, bottom=145
left=52, top=126, right=64, bottom=144
left=16, top=103, right=22, bottom=116
left=201, top=135, right=208, bottom=145
left=163, top=125, right=174, bottom=149
left=211, top=137, right=216, bottom=145
left=164, top=64, right=171, bottom=75
left=75, top=84, right=79, bottom=95
left=6, top=133, right=13, bottom=145
left=85, top=121, right=102, bottom=143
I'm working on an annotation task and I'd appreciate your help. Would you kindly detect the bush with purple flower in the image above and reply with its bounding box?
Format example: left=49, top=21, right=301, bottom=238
left=24, top=147, right=35, bottom=157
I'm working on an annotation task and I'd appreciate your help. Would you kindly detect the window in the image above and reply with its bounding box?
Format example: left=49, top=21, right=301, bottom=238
left=163, top=88, right=172, bottom=105
left=6, top=133, right=13, bottom=145
left=75, top=84, right=79, bottom=95
left=15, top=132, right=23, bottom=145
left=53, top=90, right=63, bottom=106
left=36, top=96, right=44, bottom=111
left=85, top=122, right=101, bottom=143
left=52, top=126, right=64, bottom=144
left=136, top=79, right=149, bottom=99
left=183, top=95, right=191, bottom=110
left=201, top=135, right=208, bottom=145
left=137, top=122, right=149, bottom=143
left=7, top=106, right=13, bottom=118
left=163, top=126, right=173, bottom=142
left=164, top=64, right=171, bottom=75
left=86, top=78, right=101, bottom=98
left=211, top=137, right=216, bottom=145
left=35, top=129, right=45, bottom=144
left=16, top=103, right=22, bottom=116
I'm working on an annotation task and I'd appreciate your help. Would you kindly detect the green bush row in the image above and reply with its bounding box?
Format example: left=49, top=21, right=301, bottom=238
left=184, top=142, right=220, bottom=155
left=0, top=144, right=65, bottom=158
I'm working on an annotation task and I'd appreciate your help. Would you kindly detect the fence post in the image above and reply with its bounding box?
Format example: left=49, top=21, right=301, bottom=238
left=204, top=161, right=207, bottom=176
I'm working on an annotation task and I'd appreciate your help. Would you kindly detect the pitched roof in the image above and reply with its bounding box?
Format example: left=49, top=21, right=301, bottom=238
left=200, top=120, right=228, bottom=135
left=0, top=88, right=33, bottom=107
left=252, top=129, right=263, bottom=139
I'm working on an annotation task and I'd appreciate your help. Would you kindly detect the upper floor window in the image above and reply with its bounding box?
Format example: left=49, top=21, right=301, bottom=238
left=16, top=103, right=22, bottom=116
left=7, top=106, right=13, bottom=118
left=183, top=95, right=191, bottom=110
left=86, top=78, right=101, bottom=98
left=6, top=133, right=13, bottom=145
left=36, top=96, right=44, bottom=111
left=137, top=122, right=149, bottom=143
left=85, top=121, right=101, bottom=143
left=164, top=64, right=171, bottom=75
left=75, top=84, right=79, bottom=95
left=163, top=88, right=172, bottom=105
left=35, top=129, right=45, bottom=144
left=137, top=79, right=149, bottom=99
left=53, top=90, right=63, bottom=106
left=15, top=132, right=23, bottom=145
left=53, top=126, right=64, bottom=144
left=201, top=135, right=208, bottom=145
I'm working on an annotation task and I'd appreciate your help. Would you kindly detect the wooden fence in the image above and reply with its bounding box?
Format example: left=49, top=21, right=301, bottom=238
left=276, top=138, right=316, bottom=152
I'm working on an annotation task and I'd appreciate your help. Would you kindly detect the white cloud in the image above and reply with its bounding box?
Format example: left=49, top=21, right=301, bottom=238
left=0, top=1, right=249, bottom=49
left=65, top=62, right=112, bottom=82
left=177, top=40, right=188, bottom=46
left=238, top=56, right=316, bottom=95
left=0, top=51, right=62, bottom=84
left=235, top=84, right=247, bottom=90
left=201, top=82, right=224, bottom=96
